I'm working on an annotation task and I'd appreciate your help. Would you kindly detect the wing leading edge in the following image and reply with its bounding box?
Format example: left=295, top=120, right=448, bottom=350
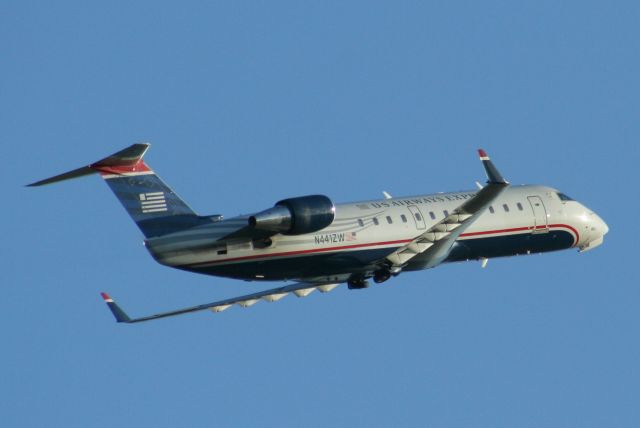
left=101, top=282, right=341, bottom=323
left=385, top=149, right=509, bottom=269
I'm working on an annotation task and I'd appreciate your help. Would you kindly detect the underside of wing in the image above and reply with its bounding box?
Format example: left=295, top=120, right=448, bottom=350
left=101, top=281, right=342, bottom=324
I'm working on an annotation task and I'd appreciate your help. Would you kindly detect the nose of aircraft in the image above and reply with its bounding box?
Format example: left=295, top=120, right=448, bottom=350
left=580, top=212, right=609, bottom=252
left=597, top=214, right=609, bottom=236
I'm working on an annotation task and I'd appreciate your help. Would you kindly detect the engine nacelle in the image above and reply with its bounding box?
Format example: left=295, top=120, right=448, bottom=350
left=248, top=195, right=335, bottom=235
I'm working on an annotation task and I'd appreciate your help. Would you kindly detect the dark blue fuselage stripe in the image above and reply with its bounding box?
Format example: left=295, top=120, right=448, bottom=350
left=183, top=230, right=575, bottom=281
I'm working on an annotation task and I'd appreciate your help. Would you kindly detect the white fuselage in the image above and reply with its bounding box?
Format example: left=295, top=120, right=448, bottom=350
left=145, top=184, right=608, bottom=282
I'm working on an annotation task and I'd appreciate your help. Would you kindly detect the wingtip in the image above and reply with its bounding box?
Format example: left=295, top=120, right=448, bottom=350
left=100, top=292, right=131, bottom=323
left=477, top=149, right=508, bottom=184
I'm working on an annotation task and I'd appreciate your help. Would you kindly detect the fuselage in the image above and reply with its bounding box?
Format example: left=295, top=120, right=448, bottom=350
left=145, top=184, right=608, bottom=283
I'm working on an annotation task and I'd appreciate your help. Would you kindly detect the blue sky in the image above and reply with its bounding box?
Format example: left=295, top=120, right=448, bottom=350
left=2, top=1, right=638, bottom=427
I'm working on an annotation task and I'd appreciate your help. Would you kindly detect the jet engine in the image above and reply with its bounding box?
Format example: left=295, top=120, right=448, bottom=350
left=248, top=195, right=335, bottom=235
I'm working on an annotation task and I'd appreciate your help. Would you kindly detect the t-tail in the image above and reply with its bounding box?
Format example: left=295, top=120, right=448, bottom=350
left=28, top=143, right=206, bottom=237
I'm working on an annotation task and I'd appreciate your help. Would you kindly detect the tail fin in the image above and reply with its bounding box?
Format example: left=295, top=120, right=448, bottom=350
left=28, top=143, right=205, bottom=237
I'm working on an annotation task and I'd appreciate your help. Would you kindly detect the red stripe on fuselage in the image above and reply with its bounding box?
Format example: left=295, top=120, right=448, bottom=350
left=459, top=223, right=579, bottom=246
left=180, top=224, right=579, bottom=268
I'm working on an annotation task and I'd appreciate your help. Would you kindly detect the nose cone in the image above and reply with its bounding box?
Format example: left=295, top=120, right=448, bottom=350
left=580, top=212, right=609, bottom=252
left=598, top=215, right=609, bottom=236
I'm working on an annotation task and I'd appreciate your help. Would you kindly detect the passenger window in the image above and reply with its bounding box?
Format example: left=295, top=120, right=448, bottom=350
left=443, top=210, right=449, bottom=217
left=401, top=214, right=407, bottom=223
left=358, top=219, right=364, bottom=227
left=517, top=202, right=524, bottom=211
left=503, top=204, right=510, bottom=212
left=386, top=216, right=393, bottom=224
left=429, top=211, right=436, bottom=220
left=489, top=206, right=495, bottom=214
left=415, top=213, right=422, bottom=221
left=373, top=217, right=379, bottom=226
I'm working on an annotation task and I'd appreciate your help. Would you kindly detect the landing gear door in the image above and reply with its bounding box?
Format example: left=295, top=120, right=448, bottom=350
left=527, top=196, right=549, bottom=233
left=407, top=205, right=426, bottom=230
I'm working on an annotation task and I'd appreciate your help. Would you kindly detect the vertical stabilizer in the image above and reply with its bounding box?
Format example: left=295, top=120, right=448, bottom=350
left=28, top=144, right=205, bottom=237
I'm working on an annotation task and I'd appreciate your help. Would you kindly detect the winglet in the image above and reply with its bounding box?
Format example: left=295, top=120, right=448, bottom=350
left=100, top=292, right=131, bottom=323
left=477, top=149, right=508, bottom=184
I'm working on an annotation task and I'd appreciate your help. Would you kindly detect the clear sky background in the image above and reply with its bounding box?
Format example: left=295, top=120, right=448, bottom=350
left=2, top=1, right=638, bottom=427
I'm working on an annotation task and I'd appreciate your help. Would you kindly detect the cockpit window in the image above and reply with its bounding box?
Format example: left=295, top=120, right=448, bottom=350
left=557, top=192, right=573, bottom=201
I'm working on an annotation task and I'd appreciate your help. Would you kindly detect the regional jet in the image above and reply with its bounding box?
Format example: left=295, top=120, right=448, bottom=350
left=29, top=145, right=609, bottom=323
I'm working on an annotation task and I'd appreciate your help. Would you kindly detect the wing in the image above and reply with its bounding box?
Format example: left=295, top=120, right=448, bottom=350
left=385, top=149, right=509, bottom=269
left=100, top=281, right=341, bottom=324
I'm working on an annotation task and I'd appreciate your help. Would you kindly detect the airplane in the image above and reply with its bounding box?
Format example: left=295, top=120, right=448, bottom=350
left=29, top=144, right=609, bottom=324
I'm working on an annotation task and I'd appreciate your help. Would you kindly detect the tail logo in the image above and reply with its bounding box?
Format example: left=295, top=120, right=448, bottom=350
left=139, top=192, right=168, bottom=213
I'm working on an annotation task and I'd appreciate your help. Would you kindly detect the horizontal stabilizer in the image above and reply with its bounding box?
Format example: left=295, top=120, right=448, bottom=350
left=26, top=165, right=96, bottom=187
left=27, top=143, right=150, bottom=187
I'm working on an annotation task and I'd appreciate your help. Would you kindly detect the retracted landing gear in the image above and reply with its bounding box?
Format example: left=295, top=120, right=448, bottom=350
left=373, top=262, right=403, bottom=284
left=373, top=269, right=391, bottom=284
left=347, top=276, right=369, bottom=290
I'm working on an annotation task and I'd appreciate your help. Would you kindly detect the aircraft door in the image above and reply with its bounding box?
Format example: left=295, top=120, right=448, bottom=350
left=407, top=206, right=426, bottom=230
left=527, top=196, right=549, bottom=233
